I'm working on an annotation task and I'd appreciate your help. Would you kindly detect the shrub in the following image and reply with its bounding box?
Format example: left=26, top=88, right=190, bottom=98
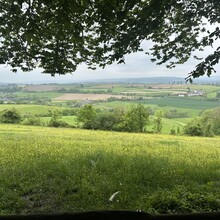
left=183, top=119, right=203, bottom=136
left=0, top=108, right=22, bottom=124
left=48, top=120, right=69, bottom=128
left=170, top=128, right=176, bottom=135
left=91, top=113, right=121, bottom=131
left=62, top=108, right=77, bottom=116
left=164, top=109, right=189, bottom=118
left=184, top=108, right=220, bottom=137
left=22, top=117, right=43, bottom=126
left=48, top=109, right=70, bottom=128
left=153, top=110, right=163, bottom=133
left=200, top=108, right=220, bottom=135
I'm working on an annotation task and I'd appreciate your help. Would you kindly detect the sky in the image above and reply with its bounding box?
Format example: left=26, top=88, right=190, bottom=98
left=1, top=42, right=220, bottom=84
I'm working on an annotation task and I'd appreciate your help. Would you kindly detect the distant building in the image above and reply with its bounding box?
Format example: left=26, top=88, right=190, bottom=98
left=171, top=92, right=187, bottom=97
left=178, top=94, right=185, bottom=97
left=187, top=90, right=204, bottom=97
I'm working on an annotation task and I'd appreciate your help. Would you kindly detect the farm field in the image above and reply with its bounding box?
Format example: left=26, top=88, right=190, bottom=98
left=15, top=91, right=62, bottom=99
left=53, top=93, right=130, bottom=101
left=138, top=97, right=220, bottom=110
left=0, top=104, right=65, bottom=116
left=40, top=115, right=77, bottom=126
left=93, top=100, right=202, bottom=117
left=1, top=82, right=220, bottom=134
left=22, top=85, right=61, bottom=92
left=150, top=117, right=191, bottom=134
left=0, top=124, right=220, bottom=214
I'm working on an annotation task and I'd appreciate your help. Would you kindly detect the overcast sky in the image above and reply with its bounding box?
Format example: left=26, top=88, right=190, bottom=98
left=1, top=43, right=220, bottom=84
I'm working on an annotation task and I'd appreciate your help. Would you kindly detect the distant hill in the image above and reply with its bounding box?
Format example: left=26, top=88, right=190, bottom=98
left=1, top=75, right=220, bottom=85
left=85, top=77, right=186, bottom=84
left=193, top=75, right=220, bottom=83
left=0, top=77, right=185, bottom=85
left=81, top=75, right=220, bottom=84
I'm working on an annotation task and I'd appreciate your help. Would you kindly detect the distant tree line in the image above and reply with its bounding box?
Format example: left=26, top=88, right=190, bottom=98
left=164, top=109, right=189, bottom=119
left=0, top=85, right=22, bottom=93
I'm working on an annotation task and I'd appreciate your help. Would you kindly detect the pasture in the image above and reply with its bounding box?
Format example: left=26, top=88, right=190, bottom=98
left=1, top=82, right=220, bottom=134
left=0, top=124, right=219, bottom=214
left=0, top=104, right=63, bottom=116
left=53, top=93, right=130, bottom=101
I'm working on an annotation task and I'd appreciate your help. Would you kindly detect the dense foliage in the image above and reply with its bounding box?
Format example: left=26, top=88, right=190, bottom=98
left=77, top=104, right=97, bottom=129
left=77, top=104, right=150, bottom=132
left=116, top=104, right=150, bottom=132
left=0, top=0, right=219, bottom=80
left=183, top=118, right=204, bottom=136
left=184, top=108, right=220, bottom=137
left=48, top=109, right=69, bottom=127
left=0, top=108, right=22, bottom=124
left=21, top=116, right=43, bottom=126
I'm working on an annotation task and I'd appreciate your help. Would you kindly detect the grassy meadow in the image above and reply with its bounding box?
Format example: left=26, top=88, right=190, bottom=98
left=0, top=104, right=63, bottom=116
left=40, top=115, right=77, bottom=126
left=0, top=124, right=220, bottom=214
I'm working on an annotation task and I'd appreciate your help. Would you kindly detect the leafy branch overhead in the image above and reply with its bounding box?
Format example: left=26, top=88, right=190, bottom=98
left=0, top=0, right=219, bottom=80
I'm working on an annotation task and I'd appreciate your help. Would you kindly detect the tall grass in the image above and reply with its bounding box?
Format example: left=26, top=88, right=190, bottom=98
left=0, top=124, right=219, bottom=214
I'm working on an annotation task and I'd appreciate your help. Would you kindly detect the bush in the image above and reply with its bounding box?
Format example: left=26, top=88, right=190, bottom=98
left=183, top=119, right=203, bottom=136
left=170, top=128, right=176, bottom=135
left=91, top=113, right=121, bottom=131
left=22, top=117, right=43, bottom=126
left=200, top=108, right=220, bottom=135
left=48, top=109, right=70, bottom=128
left=216, top=92, right=220, bottom=99
left=164, top=109, right=189, bottom=118
left=184, top=108, right=220, bottom=137
left=48, top=120, right=69, bottom=128
left=62, top=108, right=77, bottom=116
left=153, top=110, right=163, bottom=133
left=0, top=108, right=22, bottom=124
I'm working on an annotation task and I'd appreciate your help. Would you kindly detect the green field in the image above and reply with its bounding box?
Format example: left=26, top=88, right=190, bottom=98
left=15, top=92, right=62, bottom=99
left=150, top=117, right=191, bottom=134
left=137, top=97, right=220, bottom=110
left=0, top=124, right=219, bottom=214
left=94, top=100, right=202, bottom=117
left=0, top=104, right=64, bottom=116
left=41, top=116, right=77, bottom=126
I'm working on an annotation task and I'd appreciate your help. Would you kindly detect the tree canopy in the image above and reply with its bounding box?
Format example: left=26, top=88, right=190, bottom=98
left=0, top=0, right=219, bottom=80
